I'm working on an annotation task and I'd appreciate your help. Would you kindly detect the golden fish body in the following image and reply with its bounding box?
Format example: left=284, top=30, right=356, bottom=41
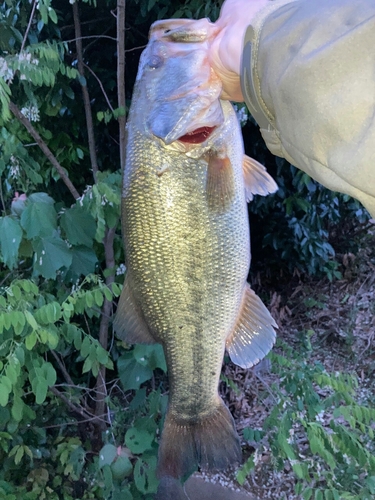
left=115, top=20, right=278, bottom=481
left=124, top=100, right=249, bottom=413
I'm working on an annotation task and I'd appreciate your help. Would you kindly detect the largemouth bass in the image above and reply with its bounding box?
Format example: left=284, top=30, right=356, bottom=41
left=114, top=19, right=278, bottom=482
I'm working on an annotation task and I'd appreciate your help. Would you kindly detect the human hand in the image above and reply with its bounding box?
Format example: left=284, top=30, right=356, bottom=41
left=209, top=0, right=269, bottom=101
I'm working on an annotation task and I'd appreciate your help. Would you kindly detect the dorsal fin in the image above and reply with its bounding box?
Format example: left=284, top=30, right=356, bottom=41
left=243, top=155, right=278, bottom=202
left=226, top=284, right=277, bottom=368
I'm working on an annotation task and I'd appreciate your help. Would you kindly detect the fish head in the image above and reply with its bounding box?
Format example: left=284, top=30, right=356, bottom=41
left=134, top=19, right=224, bottom=146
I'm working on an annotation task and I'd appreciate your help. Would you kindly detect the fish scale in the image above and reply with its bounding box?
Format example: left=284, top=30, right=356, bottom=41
left=114, top=18, right=278, bottom=488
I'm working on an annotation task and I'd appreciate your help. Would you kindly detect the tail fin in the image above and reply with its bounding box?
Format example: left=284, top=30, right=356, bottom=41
left=155, top=476, right=189, bottom=500
left=157, top=399, right=241, bottom=479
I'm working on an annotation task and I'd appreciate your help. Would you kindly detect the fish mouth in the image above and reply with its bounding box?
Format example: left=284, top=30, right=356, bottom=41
left=178, top=126, right=216, bottom=144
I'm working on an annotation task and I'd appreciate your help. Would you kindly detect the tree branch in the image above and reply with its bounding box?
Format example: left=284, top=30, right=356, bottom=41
left=117, top=0, right=126, bottom=173
left=83, top=63, right=114, bottom=112
left=51, top=350, right=75, bottom=386
left=72, top=1, right=99, bottom=182
left=21, top=0, right=37, bottom=52
left=49, top=385, right=94, bottom=420
left=94, top=226, right=117, bottom=426
left=9, top=101, right=80, bottom=200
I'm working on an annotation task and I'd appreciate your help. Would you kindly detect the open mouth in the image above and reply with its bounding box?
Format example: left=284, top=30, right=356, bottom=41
left=178, top=126, right=216, bottom=144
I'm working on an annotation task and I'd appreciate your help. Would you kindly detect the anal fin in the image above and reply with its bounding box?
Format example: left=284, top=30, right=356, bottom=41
left=206, top=154, right=235, bottom=212
left=226, top=284, right=277, bottom=368
left=243, top=155, right=278, bottom=202
left=113, top=277, right=156, bottom=344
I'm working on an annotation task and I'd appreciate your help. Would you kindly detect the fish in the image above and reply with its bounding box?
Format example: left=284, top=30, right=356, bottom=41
left=114, top=18, right=278, bottom=486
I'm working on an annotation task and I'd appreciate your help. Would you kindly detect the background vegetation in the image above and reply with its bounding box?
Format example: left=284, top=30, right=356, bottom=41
left=0, top=0, right=373, bottom=499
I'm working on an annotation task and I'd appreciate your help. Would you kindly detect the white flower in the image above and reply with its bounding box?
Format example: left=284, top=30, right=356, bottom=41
left=233, top=104, right=249, bottom=127
left=9, top=156, right=20, bottom=178
left=116, top=263, right=126, bottom=276
left=18, top=51, right=39, bottom=66
left=20, top=104, right=40, bottom=122
left=0, top=57, right=14, bottom=83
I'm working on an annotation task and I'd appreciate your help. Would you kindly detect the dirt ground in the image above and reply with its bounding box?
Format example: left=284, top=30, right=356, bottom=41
left=196, top=225, right=375, bottom=499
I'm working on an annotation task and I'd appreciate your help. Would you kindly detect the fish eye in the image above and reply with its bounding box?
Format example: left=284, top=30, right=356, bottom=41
left=147, top=55, right=163, bottom=69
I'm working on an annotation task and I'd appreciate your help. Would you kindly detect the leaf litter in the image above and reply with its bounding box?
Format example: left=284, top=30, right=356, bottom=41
left=193, top=225, right=375, bottom=499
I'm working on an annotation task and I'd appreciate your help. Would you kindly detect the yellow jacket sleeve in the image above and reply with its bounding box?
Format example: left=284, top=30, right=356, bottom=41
left=241, top=0, right=375, bottom=218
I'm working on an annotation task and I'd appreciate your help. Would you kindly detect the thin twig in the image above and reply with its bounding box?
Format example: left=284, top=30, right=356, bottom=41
left=64, top=35, right=117, bottom=44
left=43, top=413, right=109, bottom=429
left=21, top=0, right=37, bottom=52
left=83, top=63, right=114, bottom=112
left=49, top=386, right=94, bottom=420
left=125, top=44, right=147, bottom=53
left=9, top=102, right=80, bottom=200
left=72, top=1, right=99, bottom=182
left=51, top=350, right=75, bottom=386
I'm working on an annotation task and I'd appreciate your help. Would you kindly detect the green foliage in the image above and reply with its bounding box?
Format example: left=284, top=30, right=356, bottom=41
left=237, top=341, right=375, bottom=500
left=248, top=156, right=370, bottom=279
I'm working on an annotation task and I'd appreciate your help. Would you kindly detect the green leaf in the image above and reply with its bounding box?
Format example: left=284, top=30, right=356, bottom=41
left=68, top=246, right=97, bottom=280
left=80, top=336, right=91, bottom=358
left=60, top=206, right=96, bottom=247
left=85, top=292, right=94, bottom=308
left=125, top=427, right=154, bottom=454
left=47, top=329, right=59, bottom=349
left=111, top=454, right=133, bottom=480
left=11, top=397, right=24, bottom=422
left=303, top=488, right=313, bottom=500
left=33, top=236, right=72, bottom=279
left=48, top=7, right=58, bottom=23
left=24, top=310, right=38, bottom=330
left=0, top=379, right=11, bottom=407
left=94, top=290, right=104, bottom=307
left=25, top=331, right=37, bottom=350
left=133, top=457, right=158, bottom=494
left=96, top=345, right=109, bottom=365
left=14, top=445, right=24, bottom=465
left=236, top=455, right=255, bottom=485
left=324, top=490, right=333, bottom=500
left=21, top=201, right=57, bottom=239
left=82, top=357, right=93, bottom=374
left=103, top=287, right=113, bottom=301
left=118, top=356, right=153, bottom=391
left=292, top=462, right=306, bottom=480
left=43, top=362, right=57, bottom=386
left=315, top=490, right=324, bottom=500
left=46, top=302, right=62, bottom=323
left=34, top=376, right=48, bottom=404
left=366, top=476, right=375, bottom=494
left=0, top=217, right=23, bottom=269
left=99, top=444, right=117, bottom=468
left=5, top=365, right=17, bottom=385
left=134, top=344, right=167, bottom=372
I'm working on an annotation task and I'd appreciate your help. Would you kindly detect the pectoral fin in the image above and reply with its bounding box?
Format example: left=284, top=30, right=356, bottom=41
left=113, top=278, right=156, bottom=344
left=226, top=284, right=277, bottom=368
left=206, top=155, right=235, bottom=212
left=243, top=155, right=278, bottom=202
